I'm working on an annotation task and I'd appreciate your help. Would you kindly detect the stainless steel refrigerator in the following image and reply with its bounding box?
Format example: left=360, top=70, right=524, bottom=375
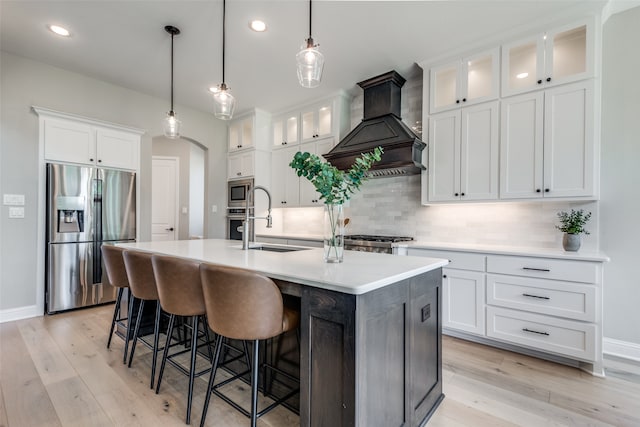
left=46, top=163, right=136, bottom=314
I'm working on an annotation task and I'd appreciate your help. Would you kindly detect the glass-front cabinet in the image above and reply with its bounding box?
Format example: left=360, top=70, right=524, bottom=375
left=301, top=101, right=333, bottom=142
left=429, top=48, right=499, bottom=114
left=502, top=20, right=593, bottom=97
left=228, top=117, right=253, bottom=151
left=272, top=113, right=299, bottom=147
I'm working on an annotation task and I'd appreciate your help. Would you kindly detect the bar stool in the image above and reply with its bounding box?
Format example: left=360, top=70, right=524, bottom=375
left=199, top=263, right=300, bottom=427
left=101, top=244, right=134, bottom=364
left=151, top=254, right=214, bottom=425
left=122, top=249, right=166, bottom=389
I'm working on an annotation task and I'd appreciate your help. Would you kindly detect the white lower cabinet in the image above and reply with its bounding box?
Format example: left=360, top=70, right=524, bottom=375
left=407, top=247, right=604, bottom=375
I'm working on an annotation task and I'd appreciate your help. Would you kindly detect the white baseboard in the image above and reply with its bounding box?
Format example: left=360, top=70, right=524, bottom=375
left=0, top=305, right=42, bottom=323
left=603, top=337, right=640, bottom=362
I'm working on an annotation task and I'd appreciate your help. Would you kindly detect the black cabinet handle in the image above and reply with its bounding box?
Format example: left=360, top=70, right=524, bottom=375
left=461, top=192, right=465, bottom=196
left=523, top=293, right=550, bottom=300
left=523, top=267, right=551, bottom=272
left=546, top=77, right=552, bottom=82
left=456, top=100, right=460, bottom=104
left=462, top=98, right=467, bottom=102
left=545, top=188, right=550, bottom=192
left=98, top=159, right=102, bottom=163
left=537, top=80, right=543, bottom=84
left=89, top=158, right=94, bottom=162
left=443, top=274, right=447, bottom=278
left=536, top=189, right=541, bottom=193
left=237, top=144, right=242, bottom=148
left=236, top=172, right=242, bottom=176
left=522, top=328, right=549, bottom=336
left=454, top=193, right=459, bottom=197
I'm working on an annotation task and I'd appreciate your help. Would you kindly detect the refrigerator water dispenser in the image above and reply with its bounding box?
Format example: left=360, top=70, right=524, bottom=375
left=56, top=196, right=85, bottom=233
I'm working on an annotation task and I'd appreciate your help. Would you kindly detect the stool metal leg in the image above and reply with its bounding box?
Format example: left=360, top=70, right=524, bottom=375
left=123, top=292, right=135, bottom=364
left=150, top=302, right=162, bottom=389
left=186, top=315, right=200, bottom=425
left=127, top=299, right=145, bottom=367
left=200, top=334, right=223, bottom=427
left=250, top=339, right=260, bottom=427
left=156, top=313, right=176, bottom=394
left=107, top=287, right=124, bottom=349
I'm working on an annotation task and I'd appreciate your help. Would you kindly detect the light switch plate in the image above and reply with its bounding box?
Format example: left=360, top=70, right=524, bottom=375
left=3, top=194, right=25, bottom=206
left=9, top=207, right=25, bottom=218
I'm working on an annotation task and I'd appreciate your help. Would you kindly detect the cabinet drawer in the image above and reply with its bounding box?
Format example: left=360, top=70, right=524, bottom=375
left=408, top=249, right=485, bottom=271
left=487, top=274, right=596, bottom=321
left=486, top=255, right=598, bottom=283
left=487, top=306, right=596, bottom=361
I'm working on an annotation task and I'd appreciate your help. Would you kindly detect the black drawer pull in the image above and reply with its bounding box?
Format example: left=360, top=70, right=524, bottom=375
left=522, top=293, right=550, bottom=300
left=522, top=328, right=549, bottom=336
left=522, top=267, right=550, bottom=272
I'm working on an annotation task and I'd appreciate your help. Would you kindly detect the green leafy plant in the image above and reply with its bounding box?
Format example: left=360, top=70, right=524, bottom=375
left=556, top=209, right=592, bottom=235
left=289, top=147, right=384, bottom=205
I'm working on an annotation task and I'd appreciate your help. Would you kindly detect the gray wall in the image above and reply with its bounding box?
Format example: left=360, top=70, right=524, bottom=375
left=600, top=6, right=640, bottom=346
left=0, top=51, right=228, bottom=314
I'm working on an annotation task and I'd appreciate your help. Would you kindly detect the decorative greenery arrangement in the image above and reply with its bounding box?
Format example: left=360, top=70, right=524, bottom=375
left=289, top=147, right=384, bottom=205
left=556, top=209, right=592, bottom=235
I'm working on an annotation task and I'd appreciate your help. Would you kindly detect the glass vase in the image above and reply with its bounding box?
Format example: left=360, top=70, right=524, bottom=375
left=323, top=203, right=344, bottom=263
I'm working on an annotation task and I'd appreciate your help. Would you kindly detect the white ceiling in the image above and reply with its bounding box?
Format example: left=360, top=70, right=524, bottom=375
left=0, top=1, right=616, bottom=118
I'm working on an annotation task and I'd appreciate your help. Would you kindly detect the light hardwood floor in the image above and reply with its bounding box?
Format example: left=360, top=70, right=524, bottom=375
left=1, top=304, right=639, bottom=427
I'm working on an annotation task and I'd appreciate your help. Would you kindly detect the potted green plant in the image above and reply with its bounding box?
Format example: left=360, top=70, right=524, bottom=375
left=556, top=209, right=591, bottom=251
left=289, top=147, right=383, bottom=263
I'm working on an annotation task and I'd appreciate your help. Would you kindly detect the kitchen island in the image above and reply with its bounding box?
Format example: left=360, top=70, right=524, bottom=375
left=118, top=239, right=448, bottom=427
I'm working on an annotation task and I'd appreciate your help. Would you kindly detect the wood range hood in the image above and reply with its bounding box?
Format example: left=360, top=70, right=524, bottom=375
left=323, top=70, right=426, bottom=177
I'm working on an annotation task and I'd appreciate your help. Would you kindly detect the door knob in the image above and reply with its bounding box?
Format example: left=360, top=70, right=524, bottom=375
left=166, top=227, right=174, bottom=231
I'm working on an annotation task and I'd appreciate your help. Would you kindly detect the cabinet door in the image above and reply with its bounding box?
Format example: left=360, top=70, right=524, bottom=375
left=299, top=138, right=334, bottom=206
left=463, top=49, right=500, bottom=107
left=460, top=102, right=499, bottom=200
left=428, top=110, right=460, bottom=201
left=229, top=117, right=253, bottom=151
left=502, top=34, right=545, bottom=97
left=545, top=21, right=592, bottom=88
left=44, top=118, right=95, bottom=165
left=500, top=92, right=544, bottom=199
left=543, top=81, right=594, bottom=198
left=301, top=102, right=333, bottom=142
left=429, top=61, right=461, bottom=114
left=271, top=146, right=300, bottom=207
left=227, top=151, right=254, bottom=179
left=442, top=268, right=485, bottom=336
left=96, top=128, right=139, bottom=170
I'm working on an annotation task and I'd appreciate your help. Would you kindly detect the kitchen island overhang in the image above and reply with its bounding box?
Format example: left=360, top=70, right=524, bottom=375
left=118, top=239, right=448, bottom=427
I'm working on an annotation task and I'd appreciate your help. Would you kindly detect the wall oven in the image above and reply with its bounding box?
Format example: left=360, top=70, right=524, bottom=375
left=228, top=178, right=254, bottom=208
left=227, top=208, right=250, bottom=241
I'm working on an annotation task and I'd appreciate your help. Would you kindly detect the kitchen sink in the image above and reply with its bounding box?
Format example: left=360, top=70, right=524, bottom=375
left=249, top=244, right=310, bottom=253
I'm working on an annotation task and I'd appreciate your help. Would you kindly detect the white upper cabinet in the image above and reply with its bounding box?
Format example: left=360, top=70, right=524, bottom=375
left=228, top=109, right=271, bottom=153
left=500, top=80, right=595, bottom=199
left=299, top=137, right=335, bottom=206
left=271, top=146, right=300, bottom=206
left=301, top=101, right=333, bottom=142
left=430, top=48, right=499, bottom=114
left=272, top=112, right=299, bottom=148
left=41, top=113, right=141, bottom=171
left=502, top=19, right=593, bottom=97
left=428, top=101, right=499, bottom=202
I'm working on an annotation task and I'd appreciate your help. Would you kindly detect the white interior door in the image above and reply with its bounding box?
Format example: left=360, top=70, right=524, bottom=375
left=152, top=156, right=179, bottom=241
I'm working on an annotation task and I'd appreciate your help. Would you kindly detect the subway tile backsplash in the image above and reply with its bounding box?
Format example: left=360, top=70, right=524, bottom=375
left=270, top=175, right=599, bottom=252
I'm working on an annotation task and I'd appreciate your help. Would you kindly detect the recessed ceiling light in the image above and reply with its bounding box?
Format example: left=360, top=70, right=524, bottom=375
left=48, top=24, right=71, bottom=37
left=516, top=72, right=529, bottom=79
left=249, top=20, right=267, bottom=32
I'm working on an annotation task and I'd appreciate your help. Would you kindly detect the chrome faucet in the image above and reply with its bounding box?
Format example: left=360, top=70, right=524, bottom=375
left=242, top=185, right=273, bottom=250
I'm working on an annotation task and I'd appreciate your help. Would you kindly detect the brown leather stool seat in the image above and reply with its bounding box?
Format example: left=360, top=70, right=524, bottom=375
left=122, top=250, right=168, bottom=389
left=199, top=263, right=300, bottom=427
left=101, top=244, right=135, bottom=364
left=151, top=254, right=214, bottom=425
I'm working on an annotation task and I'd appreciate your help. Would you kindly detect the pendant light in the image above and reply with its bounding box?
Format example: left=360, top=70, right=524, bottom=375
left=296, top=0, right=324, bottom=88
left=213, top=0, right=236, bottom=120
left=163, top=25, right=181, bottom=139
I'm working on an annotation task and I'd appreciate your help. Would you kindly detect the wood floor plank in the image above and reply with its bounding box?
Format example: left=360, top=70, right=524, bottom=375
left=0, top=382, right=10, bottom=427
left=0, top=322, right=62, bottom=427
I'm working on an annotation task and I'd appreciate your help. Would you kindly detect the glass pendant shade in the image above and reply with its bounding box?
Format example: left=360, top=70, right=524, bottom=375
left=296, top=39, right=324, bottom=88
left=164, top=111, right=181, bottom=139
left=213, top=83, right=236, bottom=120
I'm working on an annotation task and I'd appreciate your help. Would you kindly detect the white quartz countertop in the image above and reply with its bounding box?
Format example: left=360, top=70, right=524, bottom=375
left=401, top=241, right=610, bottom=262
left=117, top=239, right=448, bottom=295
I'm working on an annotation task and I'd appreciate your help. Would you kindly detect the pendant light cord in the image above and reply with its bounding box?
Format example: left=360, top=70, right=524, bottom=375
left=170, top=31, right=175, bottom=112
left=222, top=0, right=226, bottom=85
left=308, top=0, right=313, bottom=40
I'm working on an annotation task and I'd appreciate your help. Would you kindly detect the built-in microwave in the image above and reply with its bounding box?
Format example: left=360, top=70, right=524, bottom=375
left=227, top=178, right=253, bottom=208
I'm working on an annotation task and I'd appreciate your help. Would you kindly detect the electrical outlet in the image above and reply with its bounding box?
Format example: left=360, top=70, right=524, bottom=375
left=9, top=206, right=25, bottom=218
left=3, top=194, right=25, bottom=206
left=211, top=205, right=218, bottom=213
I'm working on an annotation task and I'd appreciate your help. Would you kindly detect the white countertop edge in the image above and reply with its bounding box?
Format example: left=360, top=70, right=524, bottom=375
left=116, top=239, right=449, bottom=296
left=399, top=241, right=610, bottom=262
